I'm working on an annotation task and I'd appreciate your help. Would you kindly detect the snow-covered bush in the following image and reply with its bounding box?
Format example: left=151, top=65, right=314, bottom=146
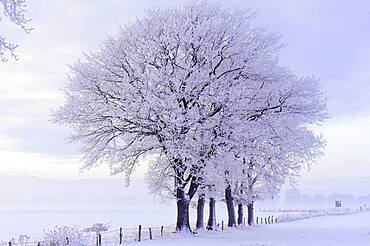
left=43, top=226, right=86, bottom=246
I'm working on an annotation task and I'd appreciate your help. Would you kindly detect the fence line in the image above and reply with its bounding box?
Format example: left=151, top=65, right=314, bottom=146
left=1, top=207, right=368, bottom=245
left=0, top=223, right=177, bottom=246
left=259, top=207, right=370, bottom=224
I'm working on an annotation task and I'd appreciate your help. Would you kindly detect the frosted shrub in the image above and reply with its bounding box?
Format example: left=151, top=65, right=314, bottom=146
left=44, top=226, right=86, bottom=246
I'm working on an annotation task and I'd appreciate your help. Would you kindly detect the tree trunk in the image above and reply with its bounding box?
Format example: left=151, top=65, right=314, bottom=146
left=247, top=202, right=254, bottom=226
left=174, top=161, right=199, bottom=233
left=225, top=185, right=236, bottom=227
left=237, top=203, right=243, bottom=226
left=196, top=194, right=205, bottom=230
left=176, top=187, right=191, bottom=232
left=206, top=197, right=216, bottom=230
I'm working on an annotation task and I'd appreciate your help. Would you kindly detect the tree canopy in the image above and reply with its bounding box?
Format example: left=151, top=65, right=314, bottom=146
left=54, top=2, right=327, bottom=232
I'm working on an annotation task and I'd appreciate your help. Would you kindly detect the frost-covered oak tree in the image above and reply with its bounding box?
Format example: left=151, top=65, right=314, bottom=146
left=231, top=115, right=326, bottom=226
left=54, top=2, right=327, bottom=232
left=190, top=63, right=327, bottom=228
left=0, top=0, right=32, bottom=61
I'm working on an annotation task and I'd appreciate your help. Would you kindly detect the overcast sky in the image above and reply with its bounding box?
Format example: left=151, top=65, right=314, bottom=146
left=0, top=0, right=370, bottom=189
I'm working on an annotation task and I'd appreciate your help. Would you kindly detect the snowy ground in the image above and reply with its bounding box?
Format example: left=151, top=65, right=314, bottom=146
left=132, top=211, right=370, bottom=246
left=0, top=209, right=369, bottom=245
left=1, top=176, right=369, bottom=245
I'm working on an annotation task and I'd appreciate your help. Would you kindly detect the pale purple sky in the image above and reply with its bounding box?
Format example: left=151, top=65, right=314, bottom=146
left=0, top=0, right=369, bottom=186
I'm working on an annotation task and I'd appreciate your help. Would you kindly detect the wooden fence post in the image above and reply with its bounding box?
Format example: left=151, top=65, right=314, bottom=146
left=160, top=226, right=164, bottom=237
left=256, top=217, right=258, bottom=224
left=138, top=225, right=142, bottom=242
left=119, top=227, right=123, bottom=244
left=149, top=228, right=152, bottom=240
left=98, top=234, right=102, bottom=246
left=268, top=216, right=271, bottom=224
left=221, top=220, right=224, bottom=231
left=275, top=218, right=278, bottom=223
left=264, top=218, right=267, bottom=224
left=271, top=216, right=274, bottom=224
left=260, top=217, right=263, bottom=224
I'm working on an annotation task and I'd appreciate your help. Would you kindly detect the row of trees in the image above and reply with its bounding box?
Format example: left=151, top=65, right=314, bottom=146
left=54, top=2, right=327, bottom=232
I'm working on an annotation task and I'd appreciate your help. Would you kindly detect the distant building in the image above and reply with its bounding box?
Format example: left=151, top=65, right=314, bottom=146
left=335, top=200, right=342, bottom=208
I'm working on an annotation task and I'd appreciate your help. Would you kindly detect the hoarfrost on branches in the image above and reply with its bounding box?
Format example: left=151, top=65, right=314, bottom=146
left=43, top=226, right=86, bottom=246
left=0, top=0, right=32, bottom=61
left=54, top=2, right=328, bottom=231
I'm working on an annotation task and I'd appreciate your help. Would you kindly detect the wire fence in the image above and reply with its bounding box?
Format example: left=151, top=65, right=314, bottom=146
left=1, top=207, right=369, bottom=246
left=257, top=207, right=370, bottom=225
left=0, top=224, right=177, bottom=246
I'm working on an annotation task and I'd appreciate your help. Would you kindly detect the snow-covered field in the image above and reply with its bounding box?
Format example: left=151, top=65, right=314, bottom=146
left=1, top=209, right=369, bottom=245
left=135, top=211, right=370, bottom=246
left=1, top=176, right=368, bottom=245
left=0, top=208, right=175, bottom=240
